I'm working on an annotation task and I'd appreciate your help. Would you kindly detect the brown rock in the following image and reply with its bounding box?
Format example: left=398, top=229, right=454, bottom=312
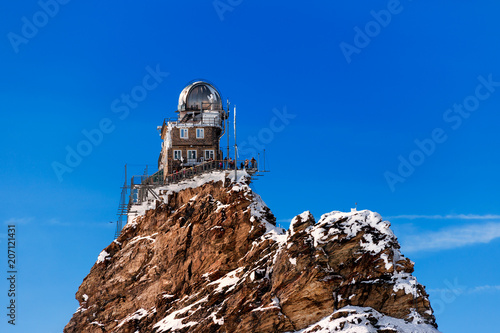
left=64, top=172, right=439, bottom=333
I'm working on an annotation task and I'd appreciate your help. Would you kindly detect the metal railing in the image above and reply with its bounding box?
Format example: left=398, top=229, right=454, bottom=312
left=165, top=117, right=223, bottom=128
left=137, top=159, right=258, bottom=187
left=125, top=158, right=260, bottom=210
left=171, top=160, right=257, bottom=184
left=116, top=152, right=265, bottom=236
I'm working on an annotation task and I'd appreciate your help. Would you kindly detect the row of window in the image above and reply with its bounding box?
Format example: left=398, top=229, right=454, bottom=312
left=180, top=128, right=205, bottom=139
left=173, top=150, right=214, bottom=160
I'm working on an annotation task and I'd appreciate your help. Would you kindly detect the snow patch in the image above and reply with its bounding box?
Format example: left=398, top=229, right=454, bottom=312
left=287, top=306, right=440, bottom=333
left=90, top=321, right=104, bottom=327
left=96, top=250, right=110, bottom=264
left=208, top=267, right=244, bottom=293
left=116, top=308, right=150, bottom=329
left=210, top=312, right=224, bottom=325
left=210, top=226, right=224, bottom=231
left=215, top=201, right=230, bottom=213
left=252, top=297, right=281, bottom=312
left=379, top=253, right=393, bottom=270
left=290, top=211, right=313, bottom=235
left=311, top=210, right=393, bottom=253
left=392, top=272, right=419, bottom=297
left=129, top=233, right=158, bottom=245
left=153, top=297, right=208, bottom=332
left=127, top=171, right=230, bottom=224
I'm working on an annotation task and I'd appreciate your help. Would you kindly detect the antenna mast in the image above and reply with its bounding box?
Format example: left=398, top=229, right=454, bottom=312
left=234, top=105, right=237, bottom=180
left=263, top=149, right=266, bottom=172
left=226, top=99, right=230, bottom=168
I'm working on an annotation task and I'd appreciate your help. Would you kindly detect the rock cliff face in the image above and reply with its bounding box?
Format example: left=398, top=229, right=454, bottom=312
left=65, top=171, right=439, bottom=333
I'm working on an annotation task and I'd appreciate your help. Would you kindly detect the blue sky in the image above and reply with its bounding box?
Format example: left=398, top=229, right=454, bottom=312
left=1, top=1, right=500, bottom=332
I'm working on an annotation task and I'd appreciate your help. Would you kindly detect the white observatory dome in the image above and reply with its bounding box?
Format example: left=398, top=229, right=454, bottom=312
left=178, top=81, right=222, bottom=112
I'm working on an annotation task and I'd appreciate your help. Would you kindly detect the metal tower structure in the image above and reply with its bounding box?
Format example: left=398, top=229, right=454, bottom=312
left=115, top=164, right=129, bottom=238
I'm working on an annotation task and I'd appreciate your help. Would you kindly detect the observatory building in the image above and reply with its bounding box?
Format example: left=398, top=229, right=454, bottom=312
left=158, top=81, right=228, bottom=177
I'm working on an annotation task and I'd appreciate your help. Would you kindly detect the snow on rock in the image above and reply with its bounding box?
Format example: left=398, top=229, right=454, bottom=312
left=290, top=211, right=314, bottom=236
left=116, top=308, right=150, bottom=329
left=96, top=250, right=110, bottom=264
left=66, top=171, right=438, bottom=333
left=210, top=312, right=224, bottom=325
left=128, top=233, right=158, bottom=245
left=379, top=253, right=393, bottom=270
left=288, top=306, right=440, bottom=333
left=301, top=209, right=423, bottom=298
left=215, top=201, right=230, bottom=213
left=89, top=321, right=104, bottom=327
left=392, top=272, right=419, bottom=297
left=127, top=170, right=235, bottom=224
left=208, top=267, right=245, bottom=293
left=249, top=190, right=286, bottom=243
left=153, top=297, right=208, bottom=332
left=125, top=169, right=286, bottom=243
left=251, top=296, right=281, bottom=312
left=310, top=210, right=392, bottom=253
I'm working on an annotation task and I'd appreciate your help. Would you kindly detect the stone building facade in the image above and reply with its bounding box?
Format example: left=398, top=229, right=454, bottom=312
left=158, top=81, right=227, bottom=176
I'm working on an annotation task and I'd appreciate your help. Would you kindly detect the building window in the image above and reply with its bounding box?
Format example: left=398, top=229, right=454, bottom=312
left=196, top=128, right=204, bottom=139
left=180, top=128, right=188, bottom=139
left=204, top=150, right=214, bottom=160
left=188, top=150, right=197, bottom=160
left=173, top=150, right=182, bottom=160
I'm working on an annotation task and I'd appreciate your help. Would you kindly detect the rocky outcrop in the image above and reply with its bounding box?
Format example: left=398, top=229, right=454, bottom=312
left=64, top=171, right=439, bottom=333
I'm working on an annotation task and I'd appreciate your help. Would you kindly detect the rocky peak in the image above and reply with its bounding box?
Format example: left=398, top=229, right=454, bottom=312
left=65, top=171, right=439, bottom=333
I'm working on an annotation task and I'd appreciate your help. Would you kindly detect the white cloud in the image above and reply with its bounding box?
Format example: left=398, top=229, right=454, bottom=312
left=3, top=217, right=33, bottom=225
left=387, top=214, right=500, bottom=220
left=46, top=218, right=71, bottom=226
left=428, top=285, right=500, bottom=294
left=401, top=222, right=500, bottom=253
left=468, top=285, right=500, bottom=293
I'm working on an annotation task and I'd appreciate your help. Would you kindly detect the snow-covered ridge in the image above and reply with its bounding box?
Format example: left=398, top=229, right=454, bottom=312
left=289, top=209, right=395, bottom=253
left=289, top=209, right=424, bottom=300
left=124, top=169, right=286, bottom=242
left=289, top=306, right=439, bottom=333
left=126, top=170, right=251, bottom=225
left=309, top=210, right=393, bottom=253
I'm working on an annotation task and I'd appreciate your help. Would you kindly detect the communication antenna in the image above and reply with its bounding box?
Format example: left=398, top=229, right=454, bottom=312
left=226, top=99, right=230, bottom=168
left=234, top=105, right=237, bottom=180
left=263, top=149, right=266, bottom=172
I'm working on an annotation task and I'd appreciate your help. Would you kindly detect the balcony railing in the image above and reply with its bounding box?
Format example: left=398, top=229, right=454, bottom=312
left=139, top=159, right=258, bottom=187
